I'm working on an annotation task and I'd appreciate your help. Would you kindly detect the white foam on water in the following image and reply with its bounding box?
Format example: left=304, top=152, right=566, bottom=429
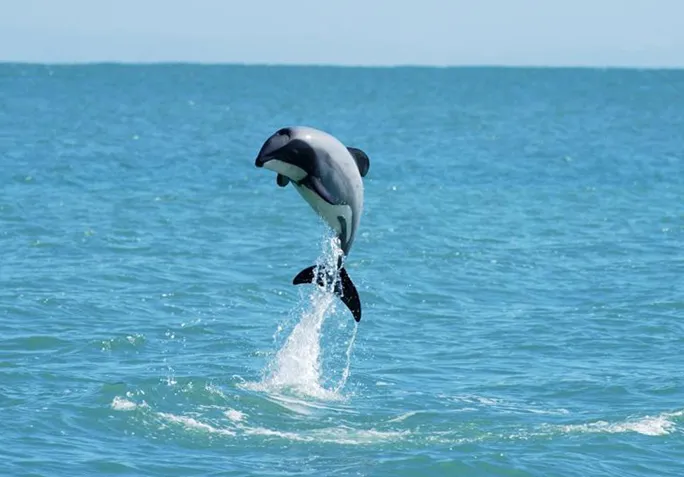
left=157, top=412, right=235, bottom=436
left=387, top=411, right=420, bottom=423
left=264, top=393, right=332, bottom=414
left=111, top=396, right=138, bottom=411
left=242, top=426, right=306, bottom=441
left=244, top=235, right=358, bottom=401
left=554, top=409, right=683, bottom=437
left=450, top=394, right=570, bottom=415
left=526, top=407, right=571, bottom=416
left=115, top=403, right=405, bottom=446
left=153, top=411, right=406, bottom=445
left=204, top=383, right=226, bottom=398
left=224, top=409, right=246, bottom=423
left=242, top=425, right=409, bottom=445
left=308, top=427, right=410, bottom=445
left=455, top=394, right=502, bottom=406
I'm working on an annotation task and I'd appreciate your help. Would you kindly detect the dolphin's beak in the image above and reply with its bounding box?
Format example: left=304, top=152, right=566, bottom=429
left=255, top=131, right=290, bottom=168
left=254, top=154, right=273, bottom=168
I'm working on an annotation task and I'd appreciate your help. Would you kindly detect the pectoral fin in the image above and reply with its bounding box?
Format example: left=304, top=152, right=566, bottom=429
left=277, top=174, right=290, bottom=187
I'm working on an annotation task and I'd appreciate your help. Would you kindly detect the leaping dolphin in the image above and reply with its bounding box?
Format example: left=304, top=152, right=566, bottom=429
left=255, top=126, right=370, bottom=322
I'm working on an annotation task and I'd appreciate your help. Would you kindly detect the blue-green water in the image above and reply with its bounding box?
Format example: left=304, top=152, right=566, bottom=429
left=1, top=64, right=684, bottom=476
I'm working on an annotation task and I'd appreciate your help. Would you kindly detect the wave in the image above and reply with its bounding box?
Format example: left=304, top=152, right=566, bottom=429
left=549, top=409, right=684, bottom=437
left=111, top=393, right=683, bottom=447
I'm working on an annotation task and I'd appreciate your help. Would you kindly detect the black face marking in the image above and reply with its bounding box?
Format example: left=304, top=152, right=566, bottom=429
left=255, top=130, right=290, bottom=166
left=255, top=134, right=317, bottom=172
left=275, top=138, right=318, bottom=175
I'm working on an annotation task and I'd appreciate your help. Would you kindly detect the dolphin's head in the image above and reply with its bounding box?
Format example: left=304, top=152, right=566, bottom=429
left=254, top=127, right=322, bottom=183
left=255, top=126, right=370, bottom=257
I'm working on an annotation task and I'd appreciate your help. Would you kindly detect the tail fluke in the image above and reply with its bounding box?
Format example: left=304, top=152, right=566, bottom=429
left=292, top=265, right=362, bottom=322
left=338, top=268, right=362, bottom=322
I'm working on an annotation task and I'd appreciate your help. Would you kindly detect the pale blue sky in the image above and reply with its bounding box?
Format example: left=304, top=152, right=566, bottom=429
left=1, top=0, right=683, bottom=67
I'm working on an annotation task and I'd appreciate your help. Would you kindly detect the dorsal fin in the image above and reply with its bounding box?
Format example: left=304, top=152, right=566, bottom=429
left=347, top=147, right=370, bottom=177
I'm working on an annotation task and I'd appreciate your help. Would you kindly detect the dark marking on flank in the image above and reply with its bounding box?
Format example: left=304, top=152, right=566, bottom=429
left=338, top=215, right=348, bottom=253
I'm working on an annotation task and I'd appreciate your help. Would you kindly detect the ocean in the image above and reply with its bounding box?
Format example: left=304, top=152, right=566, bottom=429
left=1, top=63, right=683, bottom=476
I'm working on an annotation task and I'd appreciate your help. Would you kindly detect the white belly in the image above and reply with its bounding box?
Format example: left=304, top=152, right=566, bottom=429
left=262, top=159, right=307, bottom=182
left=293, top=183, right=352, bottom=244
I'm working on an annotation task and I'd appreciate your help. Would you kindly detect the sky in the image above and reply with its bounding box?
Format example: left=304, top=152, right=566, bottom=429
left=1, top=0, right=683, bottom=67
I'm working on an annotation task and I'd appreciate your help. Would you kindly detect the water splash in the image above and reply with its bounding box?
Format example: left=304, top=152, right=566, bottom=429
left=261, top=288, right=337, bottom=399
left=246, top=234, right=358, bottom=400
left=334, top=322, right=359, bottom=394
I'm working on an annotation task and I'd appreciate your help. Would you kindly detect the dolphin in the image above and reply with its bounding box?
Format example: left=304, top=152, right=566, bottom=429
left=254, top=126, right=370, bottom=322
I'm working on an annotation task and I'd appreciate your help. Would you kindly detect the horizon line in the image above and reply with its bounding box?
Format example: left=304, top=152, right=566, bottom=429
left=1, top=60, right=683, bottom=71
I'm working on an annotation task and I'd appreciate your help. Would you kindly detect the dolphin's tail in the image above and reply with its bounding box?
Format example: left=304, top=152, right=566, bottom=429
left=292, top=265, right=362, bottom=322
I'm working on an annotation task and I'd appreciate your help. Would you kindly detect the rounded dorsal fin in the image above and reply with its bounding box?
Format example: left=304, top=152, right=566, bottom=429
left=347, top=147, right=370, bottom=177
